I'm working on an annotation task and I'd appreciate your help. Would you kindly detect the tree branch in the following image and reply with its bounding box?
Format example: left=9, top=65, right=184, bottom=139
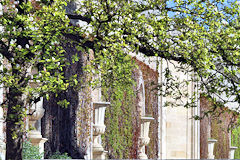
left=66, top=14, right=92, bottom=23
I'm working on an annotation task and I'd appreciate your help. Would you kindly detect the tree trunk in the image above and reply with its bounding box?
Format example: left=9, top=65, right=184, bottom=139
left=42, top=91, right=86, bottom=158
left=6, top=87, right=24, bottom=160
left=41, top=42, right=90, bottom=158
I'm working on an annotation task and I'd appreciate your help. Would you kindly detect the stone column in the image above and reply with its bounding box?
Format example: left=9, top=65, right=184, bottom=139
left=28, top=98, right=47, bottom=158
left=207, top=138, right=217, bottom=159
left=0, top=52, right=5, bottom=160
left=92, top=102, right=110, bottom=160
left=0, top=107, right=5, bottom=160
left=229, top=146, right=237, bottom=159
left=139, top=116, right=154, bottom=159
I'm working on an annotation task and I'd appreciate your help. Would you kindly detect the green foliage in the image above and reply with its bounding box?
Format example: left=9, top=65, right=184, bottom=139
left=232, top=118, right=240, bottom=159
left=22, top=141, right=43, bottom=159
left=102, top=83, right=135, bottom=159
left=0, top=0, right=78, bottom=106
left=212, top=114, right=231, bottom=159
left=1, top=0, right=240, bottom=157
left=49, top=151, right=72, bottom=159
left=104, top=79, right=135, bottom=158
left=57, top=99, right=70, bottom=108
left=92, top=46, right=136, bottom=158
left=0, top=0, right=83, bottom=157
left=75, top=0, right=240, bottom=110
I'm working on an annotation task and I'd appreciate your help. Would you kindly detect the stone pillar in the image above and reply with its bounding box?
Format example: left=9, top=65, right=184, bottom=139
left=0, top=107, right=5, bottom=160
left=0, top=53, right=5, bottom=160
left=229, top=146, right=237, bottom=159
left=139, top=116, right=154, bottom=159
left=92, top=102, right=110, bottom=160
left=28, top=98, right=47, bottom=158
left=208, top=138, right=217, bottom=159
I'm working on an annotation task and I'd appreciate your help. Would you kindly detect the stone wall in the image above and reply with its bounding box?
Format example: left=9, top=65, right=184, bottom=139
left=161, top=60, right=200, bottom=159
left=135, top=58, right=159, bottom=159
left=102, top=57, right=159, bottom=159
left=200, top=96, right=210, bottom=159
left=200, top=96, right=238, bottom=159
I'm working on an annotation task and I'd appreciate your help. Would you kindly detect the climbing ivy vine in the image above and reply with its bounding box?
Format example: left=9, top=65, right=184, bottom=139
left=102, top=83, right=135, bottom=159
left=88, top=46, right=136, bottom=159
left=211, top=116, right=229, bottom=159
left=231, top=118, right=240, bottom=159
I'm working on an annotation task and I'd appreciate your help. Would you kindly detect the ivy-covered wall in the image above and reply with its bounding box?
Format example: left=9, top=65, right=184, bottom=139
left=134, top=58, right=159, bottom=159
left=211, top=114, right=230, bottom=159
left=200, top=96, right=210, bottom=159
left=231, top=118, right=240, bottom=159
left=200, top=95, right=238, bottom=159
left=103, top=82, right=136, bottom=159
left=102, top=57, right=159, bottom=159
left=101, top=53, right=137, bottom=159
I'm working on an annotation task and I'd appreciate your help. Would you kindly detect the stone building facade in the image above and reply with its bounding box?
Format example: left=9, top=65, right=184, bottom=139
left=0, top=53, right=237, bottom=159
left=0, top=1, right=238, bottom=158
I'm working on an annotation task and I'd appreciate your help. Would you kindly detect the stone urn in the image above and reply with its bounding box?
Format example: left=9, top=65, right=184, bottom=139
left=28, top=98, right=47, bottom=157
left=93, top=124, right=106, bottom=152
left=229, top=146, right=238, bottom=159
left=139, top=116, right=154, bottom=159
left=28, top=98, right=44, bottom=139
left=92, top=102, right=110, bottom=159
left=208, top=138, right=217, bottom=159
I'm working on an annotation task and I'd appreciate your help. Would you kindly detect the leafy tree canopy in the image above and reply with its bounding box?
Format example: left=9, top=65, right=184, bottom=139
left=0, top=0, right=240, bottom=159
left=67, top=0, right=240, bottom=111
left=0, top=0, right=81, bottom=159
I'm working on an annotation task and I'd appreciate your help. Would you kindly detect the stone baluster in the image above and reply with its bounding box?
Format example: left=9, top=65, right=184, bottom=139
left=229, top=146, right=237, bottom=159
left=139, top=116, right=154, bottom=159
left=92, top=102, right=110, bottom=159
left=208, top=138, right=217, bottom=159
left=28, top=98, right=47, bottom=158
